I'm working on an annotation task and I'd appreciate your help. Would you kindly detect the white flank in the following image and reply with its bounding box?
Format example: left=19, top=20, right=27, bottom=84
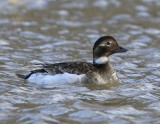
left=27, top=73, right=86, bottom=85
left=95, top=57, right=108, bottom=64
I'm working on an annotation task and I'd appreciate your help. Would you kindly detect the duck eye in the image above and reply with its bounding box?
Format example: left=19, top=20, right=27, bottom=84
left=106, top=41, right=111, bottom=46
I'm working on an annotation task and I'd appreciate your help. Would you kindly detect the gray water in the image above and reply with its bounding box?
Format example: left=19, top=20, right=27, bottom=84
left=0, top=0, right=160, bottom=124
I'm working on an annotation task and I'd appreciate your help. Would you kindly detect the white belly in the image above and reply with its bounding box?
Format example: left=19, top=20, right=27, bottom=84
left=27, top=72, right=86, bottom=85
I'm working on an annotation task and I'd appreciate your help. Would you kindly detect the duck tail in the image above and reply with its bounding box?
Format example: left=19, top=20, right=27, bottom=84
left=16, top=69, right=46, bottom=80
left=16, top=74, right=27, bottom=79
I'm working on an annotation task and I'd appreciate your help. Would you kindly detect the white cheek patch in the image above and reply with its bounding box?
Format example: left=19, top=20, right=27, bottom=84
left=95, top=57, right=108, bottom=64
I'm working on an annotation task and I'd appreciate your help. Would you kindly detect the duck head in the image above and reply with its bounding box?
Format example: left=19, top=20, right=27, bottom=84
left=93, top=36, right=128, bottom=64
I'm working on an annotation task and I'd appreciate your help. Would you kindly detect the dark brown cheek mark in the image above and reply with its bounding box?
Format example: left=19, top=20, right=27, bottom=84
left=94, top=47, right=107, bottom=55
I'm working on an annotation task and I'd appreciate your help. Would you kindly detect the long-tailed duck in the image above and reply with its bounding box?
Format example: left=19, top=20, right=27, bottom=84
left=16, top=36, right=128, bottom=85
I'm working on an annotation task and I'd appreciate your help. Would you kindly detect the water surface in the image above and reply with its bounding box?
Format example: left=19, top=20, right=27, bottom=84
left=0, top=0, right=160, bottom=124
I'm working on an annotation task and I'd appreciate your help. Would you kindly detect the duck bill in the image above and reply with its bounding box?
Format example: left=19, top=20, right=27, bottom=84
left=113, top=46, right=128, bottom=53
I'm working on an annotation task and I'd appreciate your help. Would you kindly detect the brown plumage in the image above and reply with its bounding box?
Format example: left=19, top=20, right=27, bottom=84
left=43, top=62, right=96, bottom=75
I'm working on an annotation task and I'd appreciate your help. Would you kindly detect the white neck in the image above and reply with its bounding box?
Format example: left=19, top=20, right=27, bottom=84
left=94, top=56, right=109, bottom=64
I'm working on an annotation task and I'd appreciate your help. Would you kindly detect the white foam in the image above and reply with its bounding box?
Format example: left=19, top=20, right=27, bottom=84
left=27, top=72, right=86, bottom=85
